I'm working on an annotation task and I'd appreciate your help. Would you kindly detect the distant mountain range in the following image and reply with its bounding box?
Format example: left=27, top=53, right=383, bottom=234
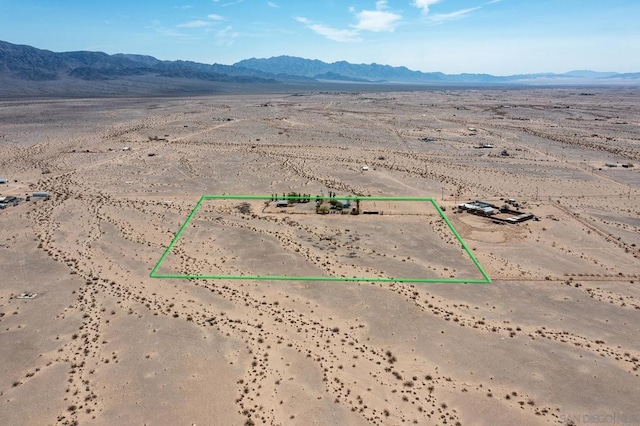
left=235, top=56, right=640, bottom=84
left=1, top=40, right=638, bottom=97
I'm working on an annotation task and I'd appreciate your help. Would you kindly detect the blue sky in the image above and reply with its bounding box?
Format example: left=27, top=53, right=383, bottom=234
left=0, top=0, right=638, bottom=74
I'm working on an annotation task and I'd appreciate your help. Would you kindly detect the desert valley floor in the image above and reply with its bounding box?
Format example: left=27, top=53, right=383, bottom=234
left=0, top=88, right=639, bottom=425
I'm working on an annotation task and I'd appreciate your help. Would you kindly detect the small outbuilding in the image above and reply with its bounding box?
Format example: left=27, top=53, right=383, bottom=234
left=0, top=178, right=8, bottom=184
left=361, top=165, right=369, bottom=171
left=16, top=292, right=38, bottom=299
left=458, top=200, right=499, bottom=216
left=0, top=195, right=18, bottom=208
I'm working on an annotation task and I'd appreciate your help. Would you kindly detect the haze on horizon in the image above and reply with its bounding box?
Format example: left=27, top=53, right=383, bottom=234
left=0, top=0, right=638, bottom=76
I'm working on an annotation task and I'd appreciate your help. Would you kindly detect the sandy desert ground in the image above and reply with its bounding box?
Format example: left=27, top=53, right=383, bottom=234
left=0, top=88, right=639, bottom=425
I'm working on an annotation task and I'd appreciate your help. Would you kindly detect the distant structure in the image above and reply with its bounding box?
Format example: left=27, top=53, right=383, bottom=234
left=32, top=192, right=50, bottom=199
left=458, top=200, right=534, bottom=224
left=361, top=165, right=369, bottom=171
left=605, top=162, right=618, bottom=167
left=0, top=178, right=8, bottom=184
left=0, top=195, right=19, bottom=209
left=458, top=200, right=497, bottom=216
left=16, top=292, right=38, bottom=299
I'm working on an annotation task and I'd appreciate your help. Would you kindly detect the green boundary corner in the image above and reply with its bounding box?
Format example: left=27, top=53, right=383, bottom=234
left=150, top=195, right=491, bottom=284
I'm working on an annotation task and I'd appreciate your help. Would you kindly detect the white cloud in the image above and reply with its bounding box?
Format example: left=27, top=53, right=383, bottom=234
left=215, top=0, right=245, bottom=6
left=267, top=1, right=278, bottom=7
left=352, top=9, right=401, bottom=32
left=296, top=1, right=401, bottom=42
left=295, top=17, right=361, bottom=43
left=424, top=1, right=499, bottom=24
left=216, top=25, right=239, bottom=45
left=148, top=20, right=190, bottom=38
left=352, top=1, right=401, bottom=32
left=413, top=0, right=441, bottom=14
left=177, top=14, right=225, bottom=29
left=428, top=6, right=481, bottom=23
left=177, top=20, right=212, bottom=28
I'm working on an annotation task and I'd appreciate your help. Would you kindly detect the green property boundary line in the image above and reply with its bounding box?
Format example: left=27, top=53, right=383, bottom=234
left=150, top=195, right=491, bottom=284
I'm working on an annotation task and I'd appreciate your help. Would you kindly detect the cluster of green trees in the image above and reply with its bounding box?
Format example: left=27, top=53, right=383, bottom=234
left=270, top=193, right=311, bottom=203
left=316, top=204, right=330, bottom=214
left=314, top=196, right=360, bottom=215
left=266, top=191, right=364, bottom=215
left=314, top=191, right=339, bottom=204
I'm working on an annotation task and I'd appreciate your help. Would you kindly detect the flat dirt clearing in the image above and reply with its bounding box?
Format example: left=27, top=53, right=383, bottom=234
left=0, top=88, right=638, bottom=425
left=155, top=197, right=486, bottom=282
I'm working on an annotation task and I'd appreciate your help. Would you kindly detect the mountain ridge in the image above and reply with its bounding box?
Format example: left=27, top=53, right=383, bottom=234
left=1, top=40, right=639, bottom=97
left=234, top=55, right=640, bottom=83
